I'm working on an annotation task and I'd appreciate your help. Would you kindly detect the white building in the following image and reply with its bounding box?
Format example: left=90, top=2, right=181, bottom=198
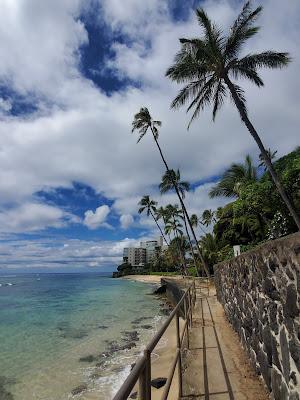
left=123, top=237, right=164, bottom=266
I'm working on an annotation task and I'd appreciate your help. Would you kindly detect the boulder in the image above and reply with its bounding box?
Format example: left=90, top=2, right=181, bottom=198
left=151, top=377, right=167, bottom=389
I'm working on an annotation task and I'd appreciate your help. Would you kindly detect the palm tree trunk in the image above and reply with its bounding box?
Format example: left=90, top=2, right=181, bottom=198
left=150, top=128, right=210, bottom=276
left=224, top=75, right=300, bottom=230
left=171, top=217, right=187, bottom=276
left=149, top=210, right=169, bottom=246
left=182, top=212, right=200, bottom=276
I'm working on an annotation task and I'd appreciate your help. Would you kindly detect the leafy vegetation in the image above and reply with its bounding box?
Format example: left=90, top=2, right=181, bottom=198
left=130, top=147, right=299, bottom=276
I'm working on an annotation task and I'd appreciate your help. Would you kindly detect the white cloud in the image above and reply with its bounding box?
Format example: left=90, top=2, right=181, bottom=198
left=0, top=203, right=78, bottom=233
left=0, top=0, right=299, bottom=244
left=120, top=214, right=134, bottom=229
left=83, top=205, right=111, bottom=229
left=0, top=236, right=147, bottom=270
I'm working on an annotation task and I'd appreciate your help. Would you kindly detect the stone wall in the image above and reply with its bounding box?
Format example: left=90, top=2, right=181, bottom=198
left=161, top=278, right=186, bottom=318
left=214, top=233, right=300, bottom=400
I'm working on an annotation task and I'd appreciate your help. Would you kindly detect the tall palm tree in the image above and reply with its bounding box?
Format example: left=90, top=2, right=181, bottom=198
left=165, top=203, right=199, bottom=275
left=164, top=214, right=186, bottom=274
left=159, top=169, right=210, bottom=276
left=209, top=155, right=257, bottom=198
left=201, top=209, right=216, bottom=227
left=166, top=1, right=300, bottom=229
left=138, top=195, right=169, bottom=245
left=132, top=108, right=210, bottom=275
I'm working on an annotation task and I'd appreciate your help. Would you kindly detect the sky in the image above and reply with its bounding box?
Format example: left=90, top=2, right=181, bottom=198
left=0, top=0, right=299, bottom=272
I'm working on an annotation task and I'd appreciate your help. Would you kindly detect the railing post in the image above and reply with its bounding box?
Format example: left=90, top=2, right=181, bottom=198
left=139, top=350, right=151, bottom=400
left=188, top=288, right=192, bottom=328
left=184, top=294, right=190, bottom=349
left=176, top=311, right=183, bottom=398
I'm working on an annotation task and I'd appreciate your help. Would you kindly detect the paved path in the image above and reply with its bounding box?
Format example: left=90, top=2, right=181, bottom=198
left=181, top=285, right=269, bottom=400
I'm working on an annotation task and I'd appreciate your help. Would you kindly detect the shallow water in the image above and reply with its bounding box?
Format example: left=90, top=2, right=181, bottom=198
left=0, top=273, right=165, bottom=399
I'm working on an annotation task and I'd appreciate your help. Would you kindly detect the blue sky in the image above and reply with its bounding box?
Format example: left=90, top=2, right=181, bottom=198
left=0, top=0, right=299, bottom=272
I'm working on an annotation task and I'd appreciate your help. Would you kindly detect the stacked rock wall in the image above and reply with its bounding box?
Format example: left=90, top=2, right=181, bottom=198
left=214, top=233, right=300, bottom=400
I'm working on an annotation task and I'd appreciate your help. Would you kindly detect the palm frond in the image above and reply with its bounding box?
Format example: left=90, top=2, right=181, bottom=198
left=166, top=46, right=205, bottom=83
left=170, top=78, right=210, bottom=109
left=229, top=82, right=247, bottom=116
left=196, top=9, right=223, bottom=59
left=236, top=51, right=291, bottom=70
left=187, top=77, right=216, bottom=128
left=225, top=2, right=262, bottom=60
left=212, top=80, right=227, bottom=120
left=230, top=64, right=264, bottom=87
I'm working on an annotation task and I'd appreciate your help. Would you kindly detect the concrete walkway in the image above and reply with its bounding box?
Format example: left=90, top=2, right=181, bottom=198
left=181, top=285, right=269, bottom=400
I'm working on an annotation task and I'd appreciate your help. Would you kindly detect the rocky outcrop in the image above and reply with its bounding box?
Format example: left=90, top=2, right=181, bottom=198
left=161, top=278, right=186, bottom=318
left=214, top=232, right=300, bottom=399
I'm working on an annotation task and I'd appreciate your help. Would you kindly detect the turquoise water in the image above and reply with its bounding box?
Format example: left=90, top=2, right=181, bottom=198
left=0, top=273, right=164, bottom=399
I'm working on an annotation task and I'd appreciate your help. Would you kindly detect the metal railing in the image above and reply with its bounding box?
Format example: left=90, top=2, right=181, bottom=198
left=113, top=280, right=196, bottom=400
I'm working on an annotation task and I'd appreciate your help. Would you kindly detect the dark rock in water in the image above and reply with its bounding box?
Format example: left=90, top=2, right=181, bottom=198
left=0, top=376, right=15, bottom=400
left=131, top=317, right=151, bottom=325
left=71, top=384, right=88, bottom=395
left=129, top=391, right=138, bottom=399
left=151, top=377, right=167, bottom=389
left=0, top=377, right=16, bottom=387
left=122, top=330, right=139, bottom=342
left=57, top=321, right=88, bottom=339
left=141, top=325, right=152, bottom=329
left=102, top=339, right=137, bottom=356
left=119, top=342, right=136, bottom=350
left=97, top=325, right=108, bottom=330
left=0, top=388, right=14, bottom=400
left=79, top=355, right=97, bottom=363
left=131, top=363, right=136, bottom=371
left=153, top=285, right=166, bottom=295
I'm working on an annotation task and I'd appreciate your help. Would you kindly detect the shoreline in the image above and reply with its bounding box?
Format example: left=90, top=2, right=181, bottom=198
left=120, top=274, right=180, bottom=399
left=120, top=274, right=181, bottom=284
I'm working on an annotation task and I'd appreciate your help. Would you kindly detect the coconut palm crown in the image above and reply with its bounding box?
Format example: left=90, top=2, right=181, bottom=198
left=132, top=107, right=161, bottom=143
left=138, top=195, right=157, bottom=216
left=138, top=196, right=169, bottom=245
left=159, top=169, right=190, bottom=199
left=166, top=2, right=290, bottom=125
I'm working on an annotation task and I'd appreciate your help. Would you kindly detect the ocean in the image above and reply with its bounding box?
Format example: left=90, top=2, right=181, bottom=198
left=0, top=273, right=166, bottom=399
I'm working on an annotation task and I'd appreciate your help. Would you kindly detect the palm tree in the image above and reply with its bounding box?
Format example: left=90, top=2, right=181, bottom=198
left=159, top=169, right=210, bottom=276
left=166, top=1, right=300, bottom=229
left=201, top=209, right=216, bottom=227
left=164, top=215, right=186, bottom=274
left=138, top=195, right=169, bottom=245
left=165, top=203, right=199, bottom=276
left=209, top=155, right=257, bottom=198
left=132, top=108, right=210, bottom=275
